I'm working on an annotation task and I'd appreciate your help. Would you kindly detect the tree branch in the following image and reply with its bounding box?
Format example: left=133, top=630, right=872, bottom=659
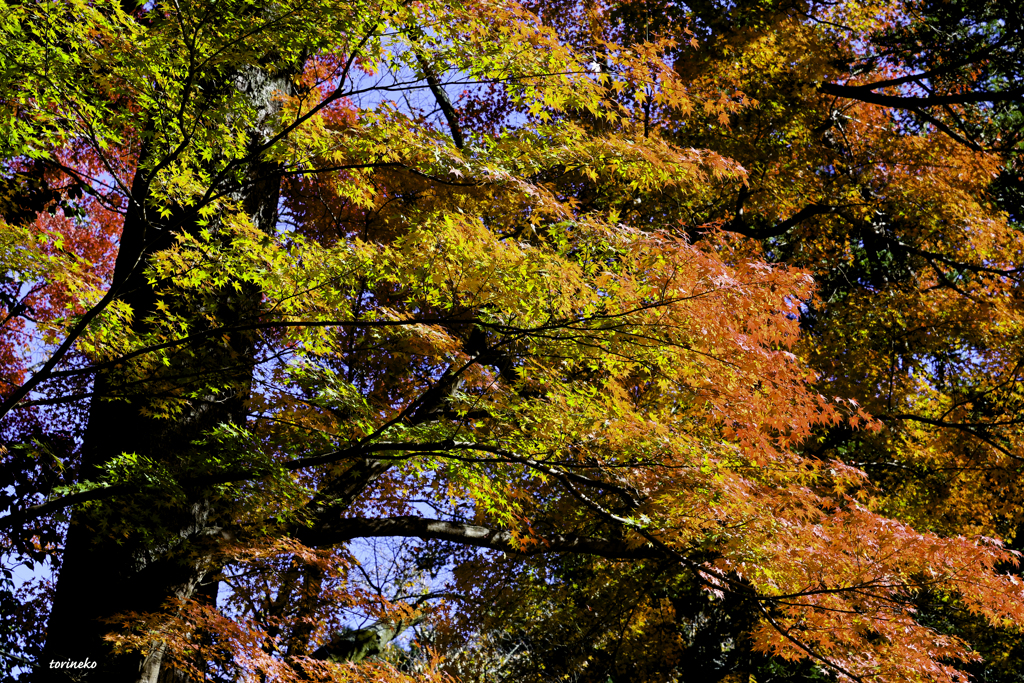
left=295, top=515, right=662, bottom=560
left=310, top=615, right=427, bottom=663
left=725, top=203, right=837, bottom=239
left=819, top=81, right=1024, bottom=107
left=406, top=26, right=464, bottom=150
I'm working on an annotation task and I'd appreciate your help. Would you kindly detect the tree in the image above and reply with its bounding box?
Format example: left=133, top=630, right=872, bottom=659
left=521, top=0, right=1024, bottom=678
left=1, top=1, right=1022, bottom=682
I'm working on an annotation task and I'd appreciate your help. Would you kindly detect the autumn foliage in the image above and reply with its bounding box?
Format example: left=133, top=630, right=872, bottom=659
left=1, top=0, right=1023, bottom=681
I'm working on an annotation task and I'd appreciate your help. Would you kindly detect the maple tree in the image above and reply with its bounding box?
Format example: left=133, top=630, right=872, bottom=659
left=502, top=0, right=1024, bottom=679
left=1, top=1, right=1023, bottom=683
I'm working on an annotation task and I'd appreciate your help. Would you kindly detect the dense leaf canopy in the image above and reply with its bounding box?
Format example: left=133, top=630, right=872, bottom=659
left=1, top=0, right=1022, bottom=681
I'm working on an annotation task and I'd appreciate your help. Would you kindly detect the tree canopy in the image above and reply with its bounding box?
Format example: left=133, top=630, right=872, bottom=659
left=1, top=0, right=1022, bottom=681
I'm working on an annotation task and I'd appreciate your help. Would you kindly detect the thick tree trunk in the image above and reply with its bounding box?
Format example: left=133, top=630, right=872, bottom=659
left=39, top=160, right=185, bottom=682
left=38, top=67, right=291, bottom=682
